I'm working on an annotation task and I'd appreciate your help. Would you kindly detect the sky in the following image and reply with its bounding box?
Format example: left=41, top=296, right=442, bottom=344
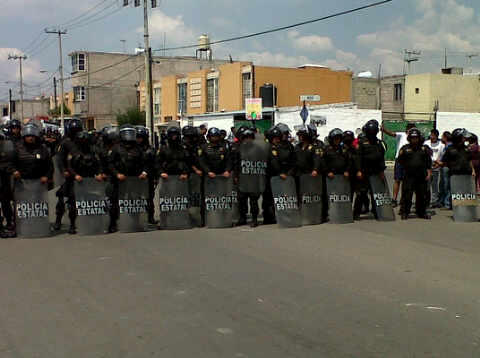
left=1, top=0, right=480, bottom=101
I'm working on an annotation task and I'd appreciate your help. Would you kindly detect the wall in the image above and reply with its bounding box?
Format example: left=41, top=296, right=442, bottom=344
left=10, top=99, right=50, bottom=120
left=380, top=75, right=405, bottom=121
left=218, top=62, right=250, bottom=111
left=254, top=66, right=352, bottom=107
left=352, top=77, right=379, bottom=109
left=437, top=112, right=480, bottom=136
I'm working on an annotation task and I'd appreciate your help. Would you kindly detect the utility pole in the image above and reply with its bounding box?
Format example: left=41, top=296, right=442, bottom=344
left=466, top=53, right=479, bottom=74
left=53, top=77, right=58, bottom=117
left=8, top=54, right=27, bottom=121
left=444, top=48, right=448, bottom=69
left=403, top=49, right=421, bottom=75
left=46, top=29, right=67, bottom=128
left=124, top=0, right=157, bottom=144
left=8, top=88, right=12, bottom=118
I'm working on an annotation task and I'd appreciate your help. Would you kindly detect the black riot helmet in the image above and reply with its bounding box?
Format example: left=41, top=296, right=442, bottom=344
left=270, top=127, right=282, bottom=140
left=207, top=127, right=221, bottom=138
left=407, top=127, right=421, bottom=141
left=182, top=125, right=197, bottom=138
left=307, top=124, right=318, bottom=139
left=66, top=118, right=83, bottom=137
left=241, top=128, right=255, bottom=140
left=297, top=126, right=308, bottom=138
left=21, top=123, right=41, bottom=138
left=219, top=129, right=227, bottom=139
left=167, top=126, right=181, bottom=142
left=102, top=126, right=119, bottom=145
left=343, top=130, right=355, bottom=144
left=275, top=123, right=290, bottom=135
left=9, top=119, right=21, bottom=129
left=119, top=124, right=137, bottom=142
left=329, top=128, right=343, bottom=141
left=135, top=125, right=149, bottom=140
left=452, top=128, right=467, bottom=144
left=235, top=126, right=248, bottom=140
left=364, top=119, right=379, bottom=138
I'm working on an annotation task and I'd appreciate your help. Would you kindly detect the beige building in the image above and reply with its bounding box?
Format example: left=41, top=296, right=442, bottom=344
left=1, top=98, right=50, bottom=121
left=404, top=72, right=480, bottom=121
left=140, top=62, right=352, bottom=125
left=69, top=51, right=227, bottom=129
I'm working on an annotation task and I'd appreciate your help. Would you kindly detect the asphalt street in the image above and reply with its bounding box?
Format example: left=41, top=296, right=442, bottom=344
left=1, top=205, right=480, bottom=357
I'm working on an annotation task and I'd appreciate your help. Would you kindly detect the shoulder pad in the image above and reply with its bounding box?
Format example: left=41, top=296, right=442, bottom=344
left=197, top=148, right=203, bottom=156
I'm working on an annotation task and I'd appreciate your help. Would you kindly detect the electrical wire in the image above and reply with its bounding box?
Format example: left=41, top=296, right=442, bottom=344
left=87, top=64, right=145, bottom=89
left=28, top=38, right=57, bottom=58
left=21, top=31, right=47, bottom=55
left=64, top=54, right=141, bottom=81
left=65, top=0, right=119, bottom=30
left=58, top=0, right=112, bottom=28
left=152, top=0, right=393, bottom=52
left=68, top=5, right=124, bottom=31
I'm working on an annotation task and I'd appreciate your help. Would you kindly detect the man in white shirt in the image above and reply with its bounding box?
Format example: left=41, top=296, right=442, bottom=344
left=382, top=122, right=416, bottom=208
left=425, top=129, right=445, bottom=208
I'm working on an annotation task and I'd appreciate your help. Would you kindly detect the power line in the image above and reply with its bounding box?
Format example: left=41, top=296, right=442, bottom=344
left=28, top=38, right=57, bottom=58
left=87, top=64, right=144, bottom=89
left=152, top=0, right=393, bottom=52
left=65, top=0, right=120, bottom=30
left=21, top=31, right=47, bottom=54
left=68, top=5, right=124, bottom=31
left=58, top=0, right=112, bottom=28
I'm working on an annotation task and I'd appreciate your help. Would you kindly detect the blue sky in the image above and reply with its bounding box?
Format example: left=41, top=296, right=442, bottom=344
left=1, top=0, right=479, bottom=101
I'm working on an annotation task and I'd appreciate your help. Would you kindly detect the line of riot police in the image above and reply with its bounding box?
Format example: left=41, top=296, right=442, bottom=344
left=0, top=117, right=478, bottom=238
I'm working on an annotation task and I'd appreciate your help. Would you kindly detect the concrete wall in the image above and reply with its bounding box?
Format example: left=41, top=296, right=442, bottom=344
left=9, top=99, right=50, bottom=120
left=380, top=75, right=405, bottom=121
left=405, top=74, right=480, bottom=122
left=352, top=77, right=379, bottom=109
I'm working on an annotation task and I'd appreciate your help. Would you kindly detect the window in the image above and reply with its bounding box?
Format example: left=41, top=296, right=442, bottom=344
left=71, top=53, right=86, bottom=73
left=177, top=83, right=187, bottom=115
left=73, top=86, right=86, bottom=102
left=242, top=72, right=252, bottom=108
left=394, top=83, right=402, bottom=101
left=153, top=87, right=161, bottom=117
left=207, top=78, right=219, bottom=112
left=415, top=88, right=420, bottom=94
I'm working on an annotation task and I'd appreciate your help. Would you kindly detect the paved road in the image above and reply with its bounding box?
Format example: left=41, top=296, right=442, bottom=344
left=1, top=208, right=479, bottom=358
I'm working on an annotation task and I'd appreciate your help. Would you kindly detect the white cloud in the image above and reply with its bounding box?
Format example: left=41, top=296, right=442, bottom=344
left=356, top=0, right=480, bottom=74
left=288, top=31, right=334, bottom=52
left=0, top=48, right=43, bottom=83
left=146, top=10, right=196, bottom=46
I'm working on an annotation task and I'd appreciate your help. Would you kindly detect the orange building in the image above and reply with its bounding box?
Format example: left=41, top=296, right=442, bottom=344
left=139, top=62, right=352, bottom=125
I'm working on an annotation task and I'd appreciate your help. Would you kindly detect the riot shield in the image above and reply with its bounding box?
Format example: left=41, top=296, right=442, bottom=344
left=53, top=154, right=65, bottom=187
left=74, top=178, right=108, bottom=235
left=369, top=174, right=396, bottom=222
left=15, top=179, right=51, bottom=238
left=204, top=176, right=233, bottom=228
left=327, top=175, right=354, bottom=224
left=188, top=174, right=203, bottom=227
left=299, top=174, right=323, bottom=226
left=158, top=175, right=192, bottom=230
left=231, top=183, right=240, bottom=223
left=118, top=177, right=148, bottom=233
left=450, top=175, right=478, bottom=222
left=238, top=141, right=268, bottom=194
left=271, top=176, right=301, bottom=228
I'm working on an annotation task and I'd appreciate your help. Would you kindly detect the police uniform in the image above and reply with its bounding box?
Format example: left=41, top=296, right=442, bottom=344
left=0, top=137, right=15, bottom=234
left=397, top=143, right=432, bottom=219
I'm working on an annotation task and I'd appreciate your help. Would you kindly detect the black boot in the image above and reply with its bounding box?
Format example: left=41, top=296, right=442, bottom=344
left=148, top=215, right=157, bottom=225
left=108, top=223, right=117, bottom=233
left=250, top=217, right=258, bottom=228
left=236, top=217, right=247, bottom=227
left=68, top=225, right=77, bottom=234
left=53, top=216, right=62, bottom=231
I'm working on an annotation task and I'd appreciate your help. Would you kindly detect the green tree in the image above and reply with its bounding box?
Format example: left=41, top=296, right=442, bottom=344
left=48, top=103, right=71, bottom=117
left=116, top=107, right=146, bottom=127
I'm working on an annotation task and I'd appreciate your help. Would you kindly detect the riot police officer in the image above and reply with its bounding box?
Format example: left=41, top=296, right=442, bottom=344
left=440, top=128, right=475, bottom=176
left=355, top=120, right=387, bottom=219
left=54, top=118, right=83, bottom=231
left=324, top=128, right=352, bottom=179
left=0, top=132, right=15, bottom=237
left=157, top=127, right=190, bottom=179
left=198, top=127, right=232, bottom=178
left=136, top=126, right=157, bottom=224
left=106, top=125, right=148, bottom=232
left=7, top=119, right=22, bottom=144
left=66, top=131, right=104, bottom=234
left=397, top=128, right=432, bottom=220
left=295, top=125, right=324, bottom=177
